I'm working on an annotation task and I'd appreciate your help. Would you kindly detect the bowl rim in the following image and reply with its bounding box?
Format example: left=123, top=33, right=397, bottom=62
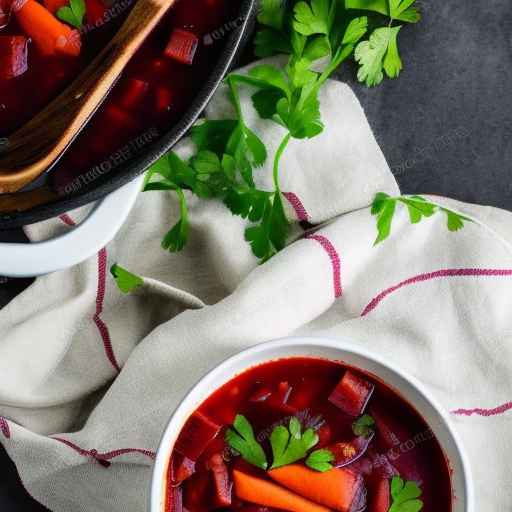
left=0, top=0, right=257, bottom=229
left=149, top=335, right=474, bottom=512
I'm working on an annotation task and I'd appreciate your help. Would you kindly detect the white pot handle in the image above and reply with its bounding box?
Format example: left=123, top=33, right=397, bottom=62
left=0, top=177, right=143, bottom=278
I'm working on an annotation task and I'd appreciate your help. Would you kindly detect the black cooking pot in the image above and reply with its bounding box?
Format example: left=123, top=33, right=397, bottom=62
left=0, top=0, right=257, bottom=229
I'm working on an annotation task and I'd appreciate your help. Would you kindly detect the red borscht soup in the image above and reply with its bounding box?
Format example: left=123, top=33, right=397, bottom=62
left=0, top=0, right=237, bottom=196
left=165, top=357, right=452, bottom=512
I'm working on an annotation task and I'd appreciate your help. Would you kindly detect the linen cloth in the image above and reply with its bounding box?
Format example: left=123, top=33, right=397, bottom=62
left=1, top=62, right=511, bottom=511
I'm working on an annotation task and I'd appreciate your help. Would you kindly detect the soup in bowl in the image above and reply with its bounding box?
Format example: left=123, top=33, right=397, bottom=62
left=150, top=337, right=473, bottom=512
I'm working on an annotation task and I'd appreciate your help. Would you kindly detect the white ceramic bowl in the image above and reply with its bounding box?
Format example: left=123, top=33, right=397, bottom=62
left=150, top=336, right=474, bottom=512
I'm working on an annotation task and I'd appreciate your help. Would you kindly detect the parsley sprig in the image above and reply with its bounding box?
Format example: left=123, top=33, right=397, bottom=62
left=110, top=264, right=143, bottom=293
left=225, top=414, right=335, bottom=473
left=372, top=193, right=472, bottom=245
left=352, top=414, right=375, bottom=437
left=57, top=0, right=86, bottom=29
left=390, top=476, right=424, bottom=512
left=145, top=0, right=422, bottom=262
left=226, top=414, right=268, bottom=470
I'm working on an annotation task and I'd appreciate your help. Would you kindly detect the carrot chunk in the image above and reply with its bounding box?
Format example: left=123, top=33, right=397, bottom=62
left=268, top=464, right=366, bottom=512
left=14, top=0, right=81, bottom=56
left=233, top=469, right=332, bottom=512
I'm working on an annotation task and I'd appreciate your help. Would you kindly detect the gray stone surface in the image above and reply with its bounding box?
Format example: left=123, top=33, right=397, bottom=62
left=0, top=0, right=510, bottom=508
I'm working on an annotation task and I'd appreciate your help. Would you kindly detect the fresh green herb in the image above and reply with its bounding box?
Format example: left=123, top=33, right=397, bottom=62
left=110, top=264, right=143, bottom=293
left=145, top=0, right=422, bottom=263
left=389, top=476, right=424, bottom=512
left=225, top=414, right=268, bottom=470
left=270, top=417, right=319, bottom=469
left=352, top=414, right=375, bottom=437
left=305, top=448, right=334, bottom=472
left=57, top=0, right=86, bottom=28
left=371, top=193, right=471, bottom=245
left=350, top=0, right=420, bottom=86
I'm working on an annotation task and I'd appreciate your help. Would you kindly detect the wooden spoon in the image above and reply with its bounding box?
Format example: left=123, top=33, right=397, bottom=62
left=0, top=0, right=176, bottom=194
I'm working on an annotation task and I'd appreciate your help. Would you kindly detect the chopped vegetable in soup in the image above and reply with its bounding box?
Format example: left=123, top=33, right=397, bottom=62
left=165, top=357, right=452, bottom=511
left=0, top=0, right=235, bottom=194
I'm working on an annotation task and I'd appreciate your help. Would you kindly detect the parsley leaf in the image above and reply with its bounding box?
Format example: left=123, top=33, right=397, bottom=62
left=226, top=415, right=268, bottom=470
left=270, top=417, right=319, bottom=469
left=258, top=0, right=286, bottom=30
left=355, top=26, right=403, bottom=86
left=305, top=448, right=335, bottom=472
left=110, top=264, right=143, bottom=293
left=352, top=414, right=375, bottom=437
left=345, top=0, right=421, bottom=23
left=389, top=476, right=424, bottom=512
left=57, top=0, right=86, bottom=28
left=371, top=193, right=472, bottom=245
left=293, top=0, right=331, bottom=36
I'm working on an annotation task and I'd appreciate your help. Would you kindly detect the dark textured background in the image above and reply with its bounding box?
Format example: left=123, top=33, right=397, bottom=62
left=1, top=0, right=511, bottom=509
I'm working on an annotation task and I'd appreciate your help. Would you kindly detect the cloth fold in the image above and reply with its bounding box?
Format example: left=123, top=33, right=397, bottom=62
left=1, top=64, right=511, bottom=511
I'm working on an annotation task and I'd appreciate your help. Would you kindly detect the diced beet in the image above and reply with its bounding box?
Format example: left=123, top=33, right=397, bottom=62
left=0, top=36, right=29, bottom=79
left=154, top=86, right=173, bottom=113
left=174, top=411, right=221, bottom=462
left=329, top=371, right=375, bottom=417
left=316, top=422, right=332, bottom=448
left=367, top=449, right=399, bottom=479
left=369, top=405, right=409, bottom=448
left=328, top=434, right=374, bottom=468
left=116, top=78, right=149, bottom=110
left=85, top=0, right=106, bottom=24
left=346, top=456, right=374, bottom=476
left=367, top=478, right=390, bottom=512
left=183, top=471, right=211, bottom=511
left=0, top=0, right=13, bottom=27
left=164, top=28, right=198, bottom=65
left=170, top=453, right=196, bottom=485
left=209, top=453, right=232, bottom=507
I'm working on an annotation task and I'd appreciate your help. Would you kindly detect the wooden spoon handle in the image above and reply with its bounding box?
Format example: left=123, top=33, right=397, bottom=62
left=0, top=0, right=175, bottom=193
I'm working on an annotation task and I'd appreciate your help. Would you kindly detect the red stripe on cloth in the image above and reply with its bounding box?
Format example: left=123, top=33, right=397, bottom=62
left=52, top=437, right=155, bottom=467
left=94, top=248, right=120, bottom=372
left=0, top=417, right=10, bottom=438
left=283, top=192, right=310, bottom=222
left=452, top=401, right=512, bottom=417
left=58, top=215, right=119, bottom=372
left=305, top=234, right=342, bottom=298
left=58, top=213, right=76, bottom=227
left=361, top=268, right=512, bottom=317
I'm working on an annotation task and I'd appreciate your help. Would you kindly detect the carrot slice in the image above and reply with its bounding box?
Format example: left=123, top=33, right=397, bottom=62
left=268, top=464, right=365, bottom=512
left=14, top=0, right=81, bottom=56
left=233, top=469, right=332, bottom=512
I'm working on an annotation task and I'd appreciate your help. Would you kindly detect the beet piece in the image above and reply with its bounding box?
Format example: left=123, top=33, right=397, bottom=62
left=328, top=434, right=374, bottom=468
left=209, top=453, right=232, bottom=507
left=249, top=384, right=273, bottom=403
left=154, top=86, right=173, bottom=113
left=367, top=478, right=390, bottom=512
left=316, top=422, right=332, bottom=448
left=0, top=36, right=29, bottom=79
left=116, top=78, right=149, bottom=110
left=329, top=371, right=375, bottom=417
left=170, top=453, right=196, bottom=485
left=164, top=28, right=198, bottom=65
left=174, top=411, right=221, bottom=462
left=85, top=0, right=106, bottom=24
left=183, top=471, right=211, bottom=511
left=0, top=0, right=13, bottom=28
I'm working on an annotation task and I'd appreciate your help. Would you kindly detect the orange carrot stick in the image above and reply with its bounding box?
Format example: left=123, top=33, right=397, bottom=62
left=14, top=0, right=81, bottom=56
left=233, top=469, right=332, bottom=512
left=268, top=464, right=365, bottom=512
